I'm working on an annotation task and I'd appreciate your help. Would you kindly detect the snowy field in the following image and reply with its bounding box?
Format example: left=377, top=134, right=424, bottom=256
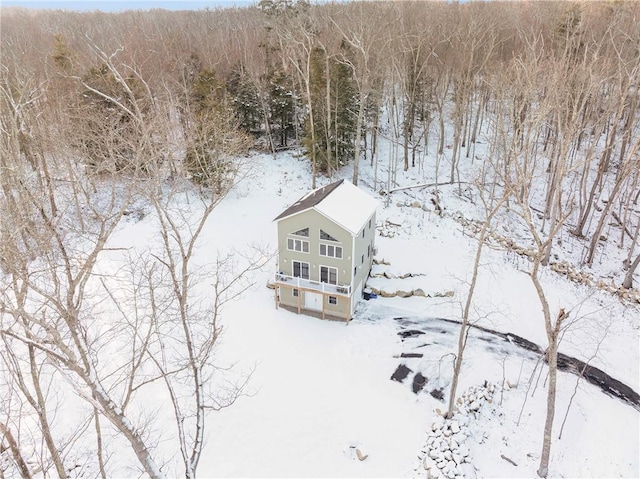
left=110, top=147, right=639, bottom=478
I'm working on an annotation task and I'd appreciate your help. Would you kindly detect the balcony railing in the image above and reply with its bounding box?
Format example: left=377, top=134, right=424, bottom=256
left=274, top=273, right=351, bottom=296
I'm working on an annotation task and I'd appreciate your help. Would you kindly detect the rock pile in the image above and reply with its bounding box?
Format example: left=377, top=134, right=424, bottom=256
left=367, top=286, right=454, bottom=299
left=418, top=383, right=496, bottom=479
left=453, top=213, right=640, bottom=304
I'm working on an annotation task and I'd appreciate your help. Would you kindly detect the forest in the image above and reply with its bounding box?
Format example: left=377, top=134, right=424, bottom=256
left=3, top=0, right=640, bottom=284
left=1, top=1, right=639, bottom=477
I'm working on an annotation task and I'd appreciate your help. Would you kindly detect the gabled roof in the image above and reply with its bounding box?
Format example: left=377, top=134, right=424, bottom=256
left=274, top=179, right=378, bottom=235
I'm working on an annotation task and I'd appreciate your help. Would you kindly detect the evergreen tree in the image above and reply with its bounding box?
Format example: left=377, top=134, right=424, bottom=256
left=303, top=46, right=358, bottom=174
left=331, top=57, right=358, bottom=167
left=76, top=63, right=150, bottom=173
left=268, top=69, right=297, bottom=147
left=185, top=68, right=248, bottom=189
left=227, top=67, right=263, bottom=136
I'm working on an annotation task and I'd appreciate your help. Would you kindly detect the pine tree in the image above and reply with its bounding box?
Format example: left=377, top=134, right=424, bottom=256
left=268, top=69, right=297, bottom=147
left=185, top=68, right=249, bottom=189
left=76, top=63, right=149, bottom=173
left=227, top=67, right=263, bottom=136
left=331, top=56, right=358, bottom=167
left=303, top=46, right=358, bottom=174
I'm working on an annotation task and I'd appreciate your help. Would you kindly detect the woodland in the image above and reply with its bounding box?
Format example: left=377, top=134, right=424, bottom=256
left=1, top=1, right=640, bottom=478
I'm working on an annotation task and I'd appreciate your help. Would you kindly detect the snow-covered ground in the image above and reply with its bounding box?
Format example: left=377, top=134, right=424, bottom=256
left=134, top=147, right=639, bottom=478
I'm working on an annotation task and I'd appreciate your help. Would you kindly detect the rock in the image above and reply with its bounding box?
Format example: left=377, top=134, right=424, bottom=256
left=266, top=281, right=275, bottom=289
left=433, top=416, right=445, bottom=429
left=444, top=450, right=452, bottom=460
left=414, top=288, right=426, bottom=297
left=468, top=401, right=480, bottom=411
left=429, top=449, right=440, bottom=460
left=450, top=421, right=460, bottom=434
left=356, top=448, right=368, bottom=461
left=411, top=200, right=422, bottom=208
left=423, top=457, right=437, bottom=471
left=458, top=445, right=470, bottom=457
left=452, top=453, right=461, bottom=465
left=397, top=290, right=414, bottom=298
left=454, top=414, right=469, bottom=426
left=430, top=468, right=442, bottom=479
left=379, top=290, right=396, bottom=298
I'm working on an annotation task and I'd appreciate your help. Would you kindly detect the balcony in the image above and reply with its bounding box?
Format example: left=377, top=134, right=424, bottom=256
left=274, top=273, right=352, bottom=297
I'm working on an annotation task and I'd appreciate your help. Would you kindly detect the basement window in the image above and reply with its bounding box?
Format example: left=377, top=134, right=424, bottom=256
left=328, top=296, right=337, bottom=305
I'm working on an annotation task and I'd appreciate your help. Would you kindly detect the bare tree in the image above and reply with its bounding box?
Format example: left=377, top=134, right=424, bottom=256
left=447, top=189, right=509, bottom=418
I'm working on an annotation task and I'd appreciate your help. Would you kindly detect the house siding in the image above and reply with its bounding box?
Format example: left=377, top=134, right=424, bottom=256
left=351, top=212, right=376, bottom=313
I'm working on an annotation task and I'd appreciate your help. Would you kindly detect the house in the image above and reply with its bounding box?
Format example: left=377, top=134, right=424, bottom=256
left=273, top=179, right=378, bottom=321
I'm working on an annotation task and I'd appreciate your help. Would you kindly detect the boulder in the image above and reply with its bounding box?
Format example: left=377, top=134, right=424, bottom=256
left=356, top=448, right=368, bottom=461
left=423, top=456, right=437, bottom=471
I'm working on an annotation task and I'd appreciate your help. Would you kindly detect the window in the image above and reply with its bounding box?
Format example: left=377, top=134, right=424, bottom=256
left=362, top=229, right=365, bottom=238
left=287, top=238, right=309, bottom=253
left=320, top=243, right=343, bottom=258
left=293, top=261, right=310, bottom=279
left=320, top=266, right=338, bottom=285
left=361, top=254, right=364, bottom=265
left=292, top=228, right=309, bottom=237
left=354, top=266, right=357, bottom=276
left=293, top=289, right=299, bottom=297
left=369, top=218, right=372, bottom=229
left=328, top=296, right=337, bottom=305
left=367, top=245, right=370, bottom=258
left=320, top=229, right=338, bottom=241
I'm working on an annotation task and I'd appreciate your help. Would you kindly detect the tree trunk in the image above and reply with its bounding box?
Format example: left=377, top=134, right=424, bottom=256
left=352, top=87, right=366, bottom=186
left=622, top=251, right=640, bottom=289
left=447, top=195, right=505, bottom=418
left=537, top=341, right=558, bottom=478
left=0, top=422, right=33, bottom=479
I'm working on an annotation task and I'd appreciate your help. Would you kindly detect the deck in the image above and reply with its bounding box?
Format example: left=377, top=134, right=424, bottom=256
left=274, top=273, right=352, bottom=297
